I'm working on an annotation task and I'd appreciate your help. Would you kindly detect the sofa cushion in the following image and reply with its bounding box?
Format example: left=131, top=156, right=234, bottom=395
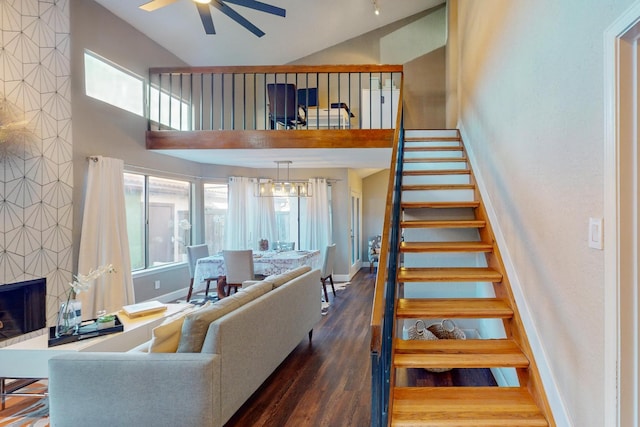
left=148, top=302, right=210, bottom=353
left=177, top=298, right=241, bottom=353
left=263, top=265, right=312, bottom=288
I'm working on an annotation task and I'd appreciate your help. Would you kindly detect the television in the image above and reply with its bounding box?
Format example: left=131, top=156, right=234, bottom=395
left=0, top=278, right=47, bottom=343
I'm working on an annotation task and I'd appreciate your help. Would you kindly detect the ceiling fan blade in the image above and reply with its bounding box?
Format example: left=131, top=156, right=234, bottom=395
left=196, top=3, right=216, bottom=35
left=223, top=0, right=286, bottom=17
left=211, top=0, right=265, bottom=37
left=139, top=0, right=179, bottom=12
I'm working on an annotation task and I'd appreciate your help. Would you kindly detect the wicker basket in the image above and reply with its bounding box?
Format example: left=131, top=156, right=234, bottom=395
left=407, top=320, right=438, bottom=341
left=427, top=319, right=466, bottom=340
left=407, top=320, right=450, bottom=373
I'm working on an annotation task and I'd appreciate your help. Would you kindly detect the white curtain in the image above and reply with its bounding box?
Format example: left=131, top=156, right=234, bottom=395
left=78, top=156, right=134, bottom=319
left=301, top=178, right=331, bottom=251
left=225, top=177, right=276, bottom=249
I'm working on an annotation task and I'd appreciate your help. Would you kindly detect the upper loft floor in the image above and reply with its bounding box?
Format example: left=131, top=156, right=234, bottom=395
left=145, top=64, right=404, bottom=152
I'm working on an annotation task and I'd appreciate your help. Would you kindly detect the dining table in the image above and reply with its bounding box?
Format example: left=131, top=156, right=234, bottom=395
left=193, top=249, right=321, bottom=286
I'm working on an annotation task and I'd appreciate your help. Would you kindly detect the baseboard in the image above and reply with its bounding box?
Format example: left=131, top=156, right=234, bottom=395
left=459, top=125, right=570, bottom=426
left=148, top=288, right=190, bottom=304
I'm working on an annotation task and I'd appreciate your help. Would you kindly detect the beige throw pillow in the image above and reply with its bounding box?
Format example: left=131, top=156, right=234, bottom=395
left=177, top=297, right=241, bottom=353
left=148, top=302, right=210, bottom=353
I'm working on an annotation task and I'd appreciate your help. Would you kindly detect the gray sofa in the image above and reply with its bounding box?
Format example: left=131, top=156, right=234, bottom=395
left=48, top=266, right=321, bottom=427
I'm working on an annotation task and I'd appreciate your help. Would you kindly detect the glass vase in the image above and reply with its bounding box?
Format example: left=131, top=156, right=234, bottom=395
left=55, top=299, right=80, bottom=337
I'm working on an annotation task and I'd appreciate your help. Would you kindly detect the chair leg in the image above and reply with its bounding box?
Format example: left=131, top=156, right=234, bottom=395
left=186, top=278, right=194, bottom=302
left=216, top=276, right=227, bottom=299
left=329, top=274, right=336, bottom=297
left=370, top=262, right=373, bottom=274
left=321, top=278, right=329, bottom=302
left=204, top=279, right=212, bottom=298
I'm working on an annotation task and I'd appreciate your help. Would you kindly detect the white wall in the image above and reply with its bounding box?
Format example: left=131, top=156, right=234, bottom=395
left=451, top=1, right=634, bottom=426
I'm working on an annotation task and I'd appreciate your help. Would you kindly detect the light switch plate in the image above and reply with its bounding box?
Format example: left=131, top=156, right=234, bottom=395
left=588, top=217, right=603, bottom=250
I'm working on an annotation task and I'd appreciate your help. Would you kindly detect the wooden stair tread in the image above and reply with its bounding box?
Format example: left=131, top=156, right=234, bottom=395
left=393, top=339, right=529, bottom=369
left=404, top=157, right=467, bottom=163
left=404, top=146, right=462, bottom=152
left=397, top=267, right=502, bottom=282
left=402, top=183, right=475, bottom=191
left=401, top=201, right=480, bottom=209
left=396, top=298, right=513, bottom=318
left=404, top=136, right=460, bottom=142
left=403, top=169, right=470, bottom=176
left=391, top=387, right=548, bottom=426
left=401, top=219, right=486, bottom=229
left=400, top=241, right=493, bottom=252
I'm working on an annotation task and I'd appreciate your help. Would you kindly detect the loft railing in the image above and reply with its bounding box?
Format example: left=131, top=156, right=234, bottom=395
left=370, top=121, right=404, bottom=426
left=147, top=65, right=402, bottom=131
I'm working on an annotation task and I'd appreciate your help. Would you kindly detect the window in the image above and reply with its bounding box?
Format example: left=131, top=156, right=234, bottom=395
left=124, top=173, right=192, bottom=271
left=84, top=50, right=190, bottom=130
left=84, top=51, right=144, bottom=115
left=203, top=183, right=228, bottom=255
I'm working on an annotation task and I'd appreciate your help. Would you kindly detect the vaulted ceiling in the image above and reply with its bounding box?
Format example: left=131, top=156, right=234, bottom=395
left=95, top=0, right=444, bottom=66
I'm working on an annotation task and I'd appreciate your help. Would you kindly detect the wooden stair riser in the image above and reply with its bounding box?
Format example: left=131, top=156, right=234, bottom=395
left=400, top=219, right=486, bottom=229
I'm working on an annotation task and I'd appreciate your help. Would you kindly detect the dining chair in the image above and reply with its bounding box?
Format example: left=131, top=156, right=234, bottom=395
left=186, top=244, right=217, bottom=302
left=368, top=235, right=382, bottom=273
left=222, top=249, right=255, bottom=296
left=320, top=244, right=337, bottom=302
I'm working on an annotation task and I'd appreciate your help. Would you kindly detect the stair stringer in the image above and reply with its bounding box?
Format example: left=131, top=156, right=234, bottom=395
left=459, top=126, right=571, bottom=426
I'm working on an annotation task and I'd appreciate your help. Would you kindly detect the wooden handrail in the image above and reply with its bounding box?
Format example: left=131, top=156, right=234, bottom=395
left=370, top=77, right=404, bottom=354
left=149, top=64, right=404, bottom=75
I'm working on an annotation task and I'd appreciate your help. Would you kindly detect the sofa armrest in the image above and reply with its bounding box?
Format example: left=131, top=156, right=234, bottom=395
left=49, top=352, right=221, bottom=427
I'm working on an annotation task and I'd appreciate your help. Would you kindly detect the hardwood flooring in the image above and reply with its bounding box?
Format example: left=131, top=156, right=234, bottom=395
left=224, top=268, right=496, bottom=427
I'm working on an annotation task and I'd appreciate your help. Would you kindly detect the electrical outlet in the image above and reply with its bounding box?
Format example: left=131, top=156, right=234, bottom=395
left=154, top=280, right=161, bottom=290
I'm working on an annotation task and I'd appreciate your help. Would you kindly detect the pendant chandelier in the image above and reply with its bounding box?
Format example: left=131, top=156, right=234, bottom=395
left=256, top=161, right=312, bottom=197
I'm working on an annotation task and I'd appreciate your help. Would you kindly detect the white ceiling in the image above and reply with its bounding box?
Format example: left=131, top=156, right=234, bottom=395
left=94, top=0, right=443, bottom=172
left=95, top=0, right=443, bottom=66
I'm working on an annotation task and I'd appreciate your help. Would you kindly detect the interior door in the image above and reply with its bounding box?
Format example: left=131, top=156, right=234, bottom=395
left=350, top=191, right=362, bottom=276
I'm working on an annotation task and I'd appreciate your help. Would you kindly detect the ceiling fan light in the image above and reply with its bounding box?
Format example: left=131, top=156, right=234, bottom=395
left=194, top=0, right=212, bottom=4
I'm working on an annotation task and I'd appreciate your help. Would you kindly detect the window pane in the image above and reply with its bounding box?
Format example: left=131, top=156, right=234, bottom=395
left=149, top=86, right=191, bottom=130
left=148, top=177, right=191, bottom=267
left=124, top=173, right=145, bottom=270
left=84, top=51, right=144, bottom=115
left=204, top=183, right=228, bottom=255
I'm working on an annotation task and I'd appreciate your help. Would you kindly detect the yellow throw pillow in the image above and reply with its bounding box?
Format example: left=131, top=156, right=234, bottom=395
left=148, top=302, right=210, bottom=353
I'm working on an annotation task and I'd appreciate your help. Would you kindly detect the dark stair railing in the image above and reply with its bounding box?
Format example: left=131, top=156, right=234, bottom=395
left=370, top=123, right=404, bottom=427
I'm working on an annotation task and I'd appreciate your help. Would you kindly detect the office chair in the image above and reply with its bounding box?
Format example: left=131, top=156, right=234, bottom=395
left=267, top=83, right=306, bottom=129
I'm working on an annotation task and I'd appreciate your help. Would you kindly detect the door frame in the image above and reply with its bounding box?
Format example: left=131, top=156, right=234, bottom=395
left=604, top=3, right=640, bottom=425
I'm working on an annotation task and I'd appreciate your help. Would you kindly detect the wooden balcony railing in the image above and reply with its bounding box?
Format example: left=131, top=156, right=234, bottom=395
left=147, top=65, right=403, bottom=132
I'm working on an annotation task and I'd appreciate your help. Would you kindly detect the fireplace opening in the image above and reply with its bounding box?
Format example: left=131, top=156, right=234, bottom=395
left=0, top=278, right=46, bottom=343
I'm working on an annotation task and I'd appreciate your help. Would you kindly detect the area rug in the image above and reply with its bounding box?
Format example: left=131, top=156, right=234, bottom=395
left=0, top=381, right=49, bottom=427
left=321, top=281, right=350, bottom=314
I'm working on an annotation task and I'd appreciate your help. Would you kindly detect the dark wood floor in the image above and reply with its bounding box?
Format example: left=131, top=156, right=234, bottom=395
left=224, top=268, right=496, bottom=426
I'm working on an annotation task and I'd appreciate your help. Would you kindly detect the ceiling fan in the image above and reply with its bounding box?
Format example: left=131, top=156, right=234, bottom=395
left=139, top=0, right=286, bottom=37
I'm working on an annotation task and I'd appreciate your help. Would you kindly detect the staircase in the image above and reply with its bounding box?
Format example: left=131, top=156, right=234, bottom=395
left=387, top=129, right=555, bottom=426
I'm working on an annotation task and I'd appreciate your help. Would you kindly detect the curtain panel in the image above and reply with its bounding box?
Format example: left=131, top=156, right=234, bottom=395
left=78, top=156, right=134, bottom=318
left=225, top=177, right=276, bottom=250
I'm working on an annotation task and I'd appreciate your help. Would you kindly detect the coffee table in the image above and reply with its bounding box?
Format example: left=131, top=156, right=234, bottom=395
left=0, top=303, right=188, bottom=408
